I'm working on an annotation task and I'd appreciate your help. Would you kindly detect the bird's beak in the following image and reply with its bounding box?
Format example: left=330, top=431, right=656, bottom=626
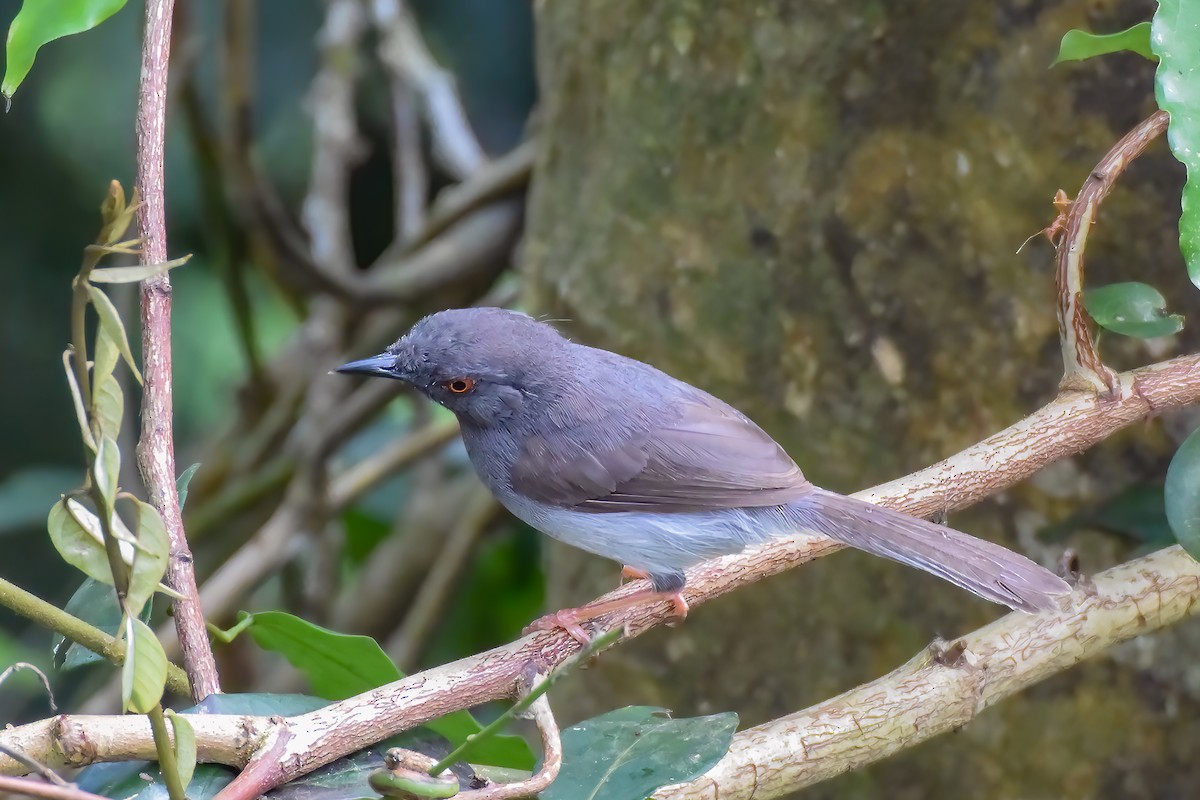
left=334, top=352, right=400, bottom=379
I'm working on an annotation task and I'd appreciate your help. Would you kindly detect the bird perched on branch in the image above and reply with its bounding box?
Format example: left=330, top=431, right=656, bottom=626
left=337, top=307, right=1070, bottom=643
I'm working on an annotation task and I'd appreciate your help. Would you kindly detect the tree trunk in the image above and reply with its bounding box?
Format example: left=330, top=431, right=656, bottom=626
left=523, top=0, right=1200, bottom=796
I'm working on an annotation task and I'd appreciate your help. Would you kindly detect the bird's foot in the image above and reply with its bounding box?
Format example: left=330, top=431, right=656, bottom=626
left=619, top=565, right=651, bottom=586
left=524, top=608, right=592, bottom=645
left=523, top=589, right=690, bottom=644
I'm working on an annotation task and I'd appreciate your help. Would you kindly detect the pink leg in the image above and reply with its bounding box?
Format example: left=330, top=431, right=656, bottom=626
left=524, top=587, right=690, bottom=645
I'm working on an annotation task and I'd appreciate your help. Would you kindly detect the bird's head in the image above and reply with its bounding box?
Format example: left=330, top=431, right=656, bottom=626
left=335, top=307, right=569, bottom=427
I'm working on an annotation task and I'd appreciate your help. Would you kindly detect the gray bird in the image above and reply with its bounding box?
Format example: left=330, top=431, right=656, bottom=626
left=337, top=307, right=1070, bottom=642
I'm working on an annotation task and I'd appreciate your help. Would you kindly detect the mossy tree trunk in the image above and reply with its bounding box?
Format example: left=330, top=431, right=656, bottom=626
left=522, top=1, right=1200, bottom=796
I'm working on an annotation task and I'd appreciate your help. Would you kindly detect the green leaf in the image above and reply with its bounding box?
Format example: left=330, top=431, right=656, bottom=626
left=246, top=611, right=403, bottom=700
left=1054, top=23, right=1154, bottom=65
left=2, top=0, right=129, bottom=101
left=63, top=350, right=97, bottom=452
left=53, top=577, right=151, bottom=670
left=86, top=284, right=143, bottom=384
left=0, top=467, right=77, bottom=536
left=244, top=612, right=534, bottom=769
left=176, top=463, right=201, bottom=510
left=89, top=256, right=192, bottom=284
left=48, top=498, right=120, bottom=586
left=92, top=371, right=124, bottom=443
left=1153, top=1, right=1200, bottom=287
left=126, top=498, right=170, bottom=619
left=1166, top=426, right=1200, bottom=560
left=1083, top=282, right=1184, bottom=338
left=122, top=617, right=167, bottom=713
left=93, top=324, right=120, bottom=383
left=93, top=435, right=120, bottom=510
left=166, top=711, right=197, bottom=792
left=543, top=707, right=738, bottom=800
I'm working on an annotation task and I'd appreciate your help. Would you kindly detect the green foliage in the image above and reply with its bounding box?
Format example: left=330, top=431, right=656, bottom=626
left=47, top=497, right=127, bottom=587
left=53, top=577, right=151, bottom=669
left=1153, top=0, right=1200, bottom=287
left=176, top=463, right=202, bottom=510
left=125, top=496, right=170, bottom=617
left=166, top=712, right=197, bottom=792
left=245, top=610, right=403, bottom=700
left=1082, top=282, right=1183, bottom=338
left=1165, top=426, right=1200, bottom=560
left=1053, top=23, right=1154, bottom=65
left=543, top=706, right=738, bottom=800
left=241, top=610, right=535, bottom=770
left=1043, top=484, right=1174, bottom=551
left=2, top=0, right=129, bottom=101
left=122, top=616, right=167, bottom=713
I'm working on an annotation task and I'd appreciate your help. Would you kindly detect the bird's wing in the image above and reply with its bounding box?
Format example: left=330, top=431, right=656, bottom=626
left=511, top=394, right=811, bottom=512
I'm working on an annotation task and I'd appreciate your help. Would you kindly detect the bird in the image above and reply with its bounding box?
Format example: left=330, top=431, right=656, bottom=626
left=336, top=307, right=1070, bottom=643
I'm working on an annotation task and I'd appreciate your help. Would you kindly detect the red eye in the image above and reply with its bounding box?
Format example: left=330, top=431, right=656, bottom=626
left=445, top=378, right=475, bottom=394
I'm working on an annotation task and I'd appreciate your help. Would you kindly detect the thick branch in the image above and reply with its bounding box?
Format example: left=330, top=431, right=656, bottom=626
left=5, top=353, right=1199, bottom=788
left=134, top=0, right=220, bottom=700
left=655, top=546, right=1200, bottom=799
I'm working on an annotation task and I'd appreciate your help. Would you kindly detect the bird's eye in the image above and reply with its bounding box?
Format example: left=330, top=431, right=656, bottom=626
left=445, top=378, right=475, bottom=394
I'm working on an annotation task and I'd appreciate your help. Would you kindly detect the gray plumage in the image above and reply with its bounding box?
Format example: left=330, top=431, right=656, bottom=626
left=337, top=307, right=1070, bottom=612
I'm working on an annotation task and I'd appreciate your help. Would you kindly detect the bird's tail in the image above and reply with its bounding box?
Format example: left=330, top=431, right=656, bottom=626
left=788, top=489, right=1071, bottom=612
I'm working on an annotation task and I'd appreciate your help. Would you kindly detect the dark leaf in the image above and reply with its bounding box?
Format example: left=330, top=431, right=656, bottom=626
left=1166, top=426, right=1200, bottom=559
left=542, top=706, right=738, bottom=800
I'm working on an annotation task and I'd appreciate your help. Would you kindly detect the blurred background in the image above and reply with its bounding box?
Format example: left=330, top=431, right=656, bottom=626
left=2, top=0, right=1199, bottom=797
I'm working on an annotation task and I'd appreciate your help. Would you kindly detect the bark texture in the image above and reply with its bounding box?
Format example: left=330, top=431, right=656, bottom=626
left=522, top=0, right=1200, bottom=797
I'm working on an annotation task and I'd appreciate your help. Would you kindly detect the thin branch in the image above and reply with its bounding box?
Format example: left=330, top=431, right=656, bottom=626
left=1056, top=110, right=1170, bottom=393
left=655, top=545, right=1200, bottom=800
left=454, top=691, right=562, bottom=800
left=374, top=0, right=486, bottom=180
left=370, top=0, right=429, bottom=242
left=0, top=776, right=112, bottom=800
left=328, top=418, right=460, bottom=511
left=301, top=0, right=366, bottom=278
left=408, top=138, right=536, bottom=250
left=134, top=0, right=219, bottom=700
left=0, top=578, right=190, bottom=696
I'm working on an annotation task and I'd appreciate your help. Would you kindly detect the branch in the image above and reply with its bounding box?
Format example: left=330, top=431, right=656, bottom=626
left=655, top=545, right=1200, bottom=799
left=6, top=354, right=1198, bottom=787
left=0, top=578, right=190, bottom=697
left=1055, top=110, right=1170, bottom=393
left=134, top=0, right=220, bottom=700
left=373, top=0, right=486, bottom=179
left=0, top=776, right=111, bottom=800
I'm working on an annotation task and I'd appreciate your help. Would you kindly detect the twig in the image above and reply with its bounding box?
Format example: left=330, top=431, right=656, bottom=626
left=371, top=0, right=429, bottom=241
left=1056, top=110, right=1170, bottom=394
left=301, top=0, right=366, bottom=278
left=134, top=0, right=219, bottom=700
left=328, top=419, right=460, bottom=511
left=0, top=663, right=55, bottom=712
left=654, top=545, right=1200, bottom=799
left=408, top=138, right=536, bottom=250
left=452, top=687, right=564, bottom=800
left=374, top=0, right=486, bottom=180
left=0, top=776, right=112, bottom=800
